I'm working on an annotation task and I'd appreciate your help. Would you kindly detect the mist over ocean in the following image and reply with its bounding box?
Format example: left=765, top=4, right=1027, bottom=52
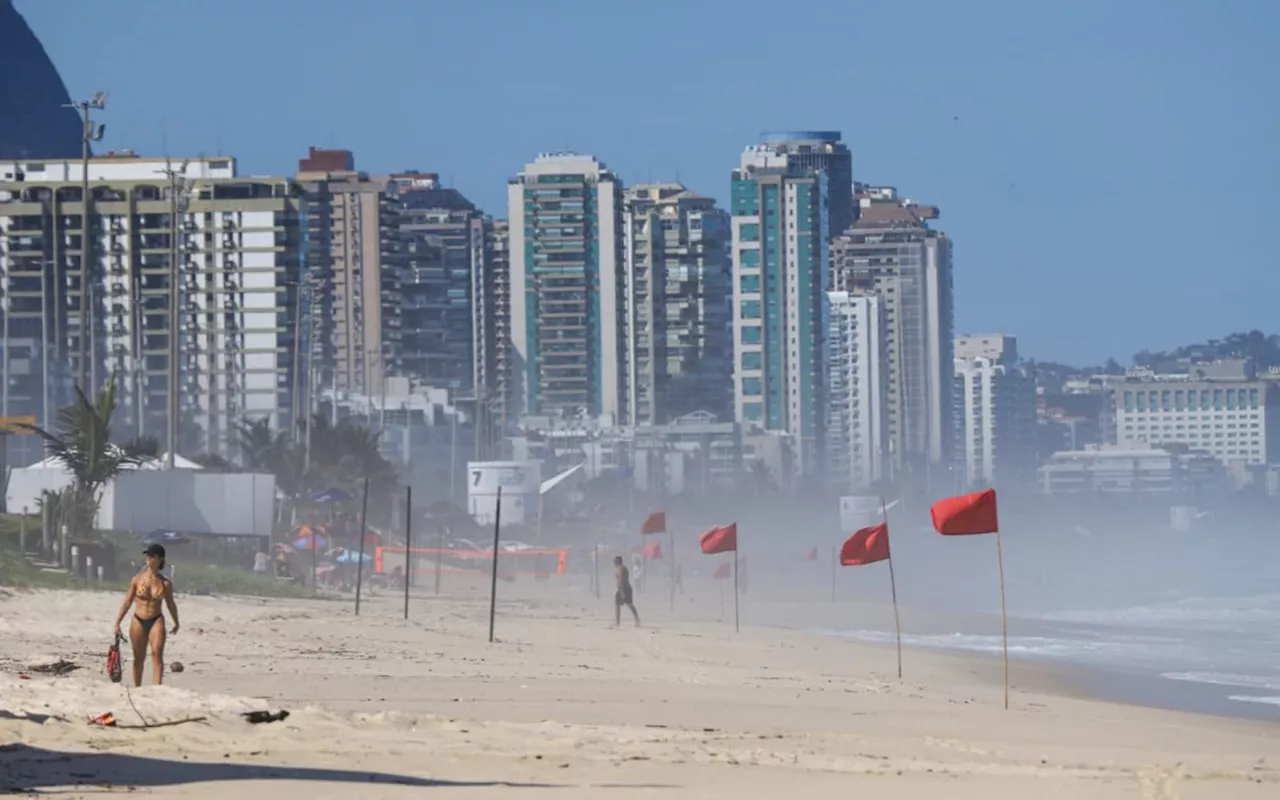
left=799, top=503, right=1280, bottom=718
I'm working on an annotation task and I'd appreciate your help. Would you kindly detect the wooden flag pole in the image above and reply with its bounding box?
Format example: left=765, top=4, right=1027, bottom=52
left=667, top=525, right=675, bottom=612
left=402, top=485, right=412, bottom=621
left=881, top=496, right=903, bottom=680
left=732, top=547, right=740, bottom=633
left=995, top=525, right=1009, bottom=709
left=830, top=545, right=836, bottom=602
left=487, top=486, right=503, bottom=644
left=353, top=477, right=371, bottom=616
left=433, top=522, right=444, bottom=595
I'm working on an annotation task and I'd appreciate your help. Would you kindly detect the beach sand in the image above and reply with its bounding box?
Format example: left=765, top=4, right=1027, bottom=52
left=2, top=580, right=1277, bottom=798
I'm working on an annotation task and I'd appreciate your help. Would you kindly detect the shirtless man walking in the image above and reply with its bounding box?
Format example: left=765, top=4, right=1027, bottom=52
left=614, top=555, right=640, bottom=628
left=112, top=544, right=180, bottom=686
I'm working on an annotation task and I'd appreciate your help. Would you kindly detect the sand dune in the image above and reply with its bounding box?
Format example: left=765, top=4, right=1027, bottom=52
left=2, top=584, right=1277, bottom=798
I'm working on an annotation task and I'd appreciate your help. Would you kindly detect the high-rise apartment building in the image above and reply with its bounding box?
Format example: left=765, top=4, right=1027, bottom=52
left=730, top=145, right=830, bottom=478
left=297, top=147, right=403, bottom=396
left=830, top=186, right=954, bottom=483
left=757, top=132, right=853, bottom=237
left=508, top=153, right=624, bottom=420
left=0, top=154, right=306, bottom=454
left=474, top=218, right=514, bottom=424
left=392, top=172, right=489, bottom=391
left=622, top=183, right=732, bottom=425
left=826, top=291, right=890, bottom=493
left=954, top=353, right=1038, bottom=488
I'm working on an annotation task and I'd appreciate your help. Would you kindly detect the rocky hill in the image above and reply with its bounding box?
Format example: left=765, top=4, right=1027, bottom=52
left=0, top=0, right=83, bottom=159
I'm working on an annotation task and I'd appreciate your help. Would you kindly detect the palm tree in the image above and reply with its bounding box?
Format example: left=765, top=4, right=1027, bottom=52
left=20, top=377, right=153, bottom=536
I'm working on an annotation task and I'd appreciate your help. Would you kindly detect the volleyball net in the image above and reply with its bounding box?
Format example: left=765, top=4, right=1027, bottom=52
left=374, top=546, right=568, bottom=580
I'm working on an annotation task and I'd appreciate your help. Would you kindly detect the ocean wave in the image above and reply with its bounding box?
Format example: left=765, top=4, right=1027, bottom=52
left=1039, top=593, right=1280, bottom=630
left=1160, top=672, right=1280, bottom=691
left=819, top=629, right=1190, bottom=663
left=1227, top=695, right=1280, bottom=706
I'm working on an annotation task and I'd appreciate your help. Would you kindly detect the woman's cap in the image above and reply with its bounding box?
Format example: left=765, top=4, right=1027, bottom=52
left=142, top=544, right=166, bottom=558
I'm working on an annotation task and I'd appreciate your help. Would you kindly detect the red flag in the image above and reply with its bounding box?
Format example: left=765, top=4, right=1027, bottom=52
left=635, top=541, right=663, bottom=561
left=713, top=562, right=731, bottom=580
left=700, top=523, right=737, bottom=555
left=840, top=523, right=890, bottom=566
left=805, top=547, right=818, bottom=561
left=930, top=489, right=999, bottom=536
left=640, top=511, right=666, bottom=535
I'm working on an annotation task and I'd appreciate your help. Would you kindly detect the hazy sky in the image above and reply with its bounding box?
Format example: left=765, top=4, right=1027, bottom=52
left=17, top=0, right=1278, bottom=365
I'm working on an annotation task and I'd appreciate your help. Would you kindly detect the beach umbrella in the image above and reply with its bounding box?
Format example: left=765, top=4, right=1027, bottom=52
left=293, top=532, right=329, bottom=551
left=141, top=529, right=191, bottom=545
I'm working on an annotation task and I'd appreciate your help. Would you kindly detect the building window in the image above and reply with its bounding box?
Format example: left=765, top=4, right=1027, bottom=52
left=738, top=248, right=760, bottom=267
left=743, top=402, right=763, bottom=421
left=741, top=326, right=762, bottom=345
left=1124, top=391, right=1134, bottom=412
left=742, top=378, right=763, bottom=396
left=739, top=275, right=760, bottom=294
left=741, top=351, right=762, bottom=371
left=739, top=223, right=760, bottom=242
left=740, top=300, right=761, bottom=319
left=1250, top=388, right=1260, bottom=409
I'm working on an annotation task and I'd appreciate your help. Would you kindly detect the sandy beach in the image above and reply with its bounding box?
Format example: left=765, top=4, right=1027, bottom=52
left=2, top=578, right=1277, bottom=798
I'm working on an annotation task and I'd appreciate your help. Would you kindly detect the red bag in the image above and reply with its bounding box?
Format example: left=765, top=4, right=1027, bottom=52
left=106, top=634, right=123, bottom=683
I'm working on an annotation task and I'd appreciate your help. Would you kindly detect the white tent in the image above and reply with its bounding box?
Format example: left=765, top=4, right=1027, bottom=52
left=6, top=454, right=204, bottom=512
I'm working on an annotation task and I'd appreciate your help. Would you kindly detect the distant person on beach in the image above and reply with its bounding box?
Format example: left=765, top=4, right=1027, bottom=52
left=614, top=556, right=640, bottom=628
left=112, top=544, right=180, bottom=687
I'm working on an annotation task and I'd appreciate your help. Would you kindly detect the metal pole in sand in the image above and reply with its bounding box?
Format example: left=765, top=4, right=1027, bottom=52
left=403, top=485, right=412, bottom=620
left=353, top=477, right=370, bottom=616
left=487, top=486, right=503, bottom=643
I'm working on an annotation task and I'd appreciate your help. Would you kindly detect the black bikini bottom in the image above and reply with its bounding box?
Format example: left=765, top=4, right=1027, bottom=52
left=135, top=614, right=164, bottom=636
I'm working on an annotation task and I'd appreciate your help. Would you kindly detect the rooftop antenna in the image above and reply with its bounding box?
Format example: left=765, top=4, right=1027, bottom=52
left=156, top=159, right=193, bottom=470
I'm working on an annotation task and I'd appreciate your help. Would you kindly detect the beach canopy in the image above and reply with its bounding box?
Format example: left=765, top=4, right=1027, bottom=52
left=312, top=488, right=354, bottom=504
left=141, top=529, right=190, bottom=545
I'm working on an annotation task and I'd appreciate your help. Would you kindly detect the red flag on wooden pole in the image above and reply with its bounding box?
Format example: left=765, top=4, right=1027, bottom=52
left=840, top=513, right=903, bottom=679
left=839, top=523, right=889, bottom=566
left=700, top=523, right=740, bottom=631
left=640, top=511, right=666, bottom=535
left=699, top=523, right=737, bottom=555
left=930, top=488, right=1008, bottom=708
left=930, top=488, right=998, bottom=535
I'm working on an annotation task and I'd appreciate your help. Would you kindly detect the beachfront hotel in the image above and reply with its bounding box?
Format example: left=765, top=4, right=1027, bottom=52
left=507, top=152, right=625, bottom=422
left=729, top=143, right=830, bottom=479
left=1113, top=359, right=1279, bottom=467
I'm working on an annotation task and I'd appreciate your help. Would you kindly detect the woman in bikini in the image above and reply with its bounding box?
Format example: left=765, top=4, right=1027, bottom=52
left=112, top=544, right=180, bottom=686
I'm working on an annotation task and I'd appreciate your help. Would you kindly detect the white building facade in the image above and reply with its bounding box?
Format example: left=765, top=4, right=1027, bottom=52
left=954, top=355, right=1038, bottom=488
left=0, top=154, right=306, bottom=455
left=825, top=291, right=889, bottom=492
left=1115, top=377, right=1276, bottom=466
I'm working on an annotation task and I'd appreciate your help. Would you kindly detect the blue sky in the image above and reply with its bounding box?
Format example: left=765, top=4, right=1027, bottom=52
left=18, top=0, right=1279, bottom=365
